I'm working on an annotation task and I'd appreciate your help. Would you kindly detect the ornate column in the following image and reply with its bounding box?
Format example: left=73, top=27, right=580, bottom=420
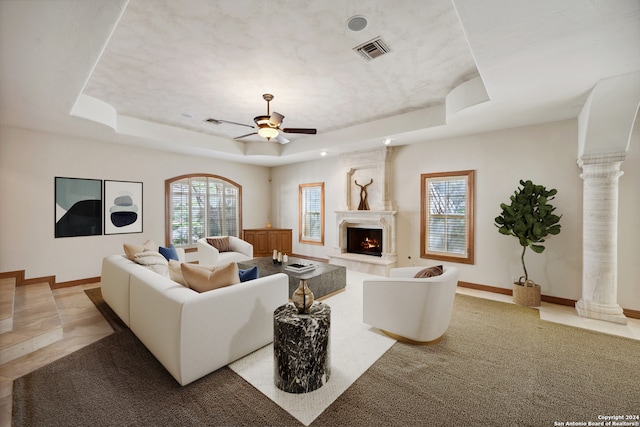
left=575, top=153, right=627, bottom=324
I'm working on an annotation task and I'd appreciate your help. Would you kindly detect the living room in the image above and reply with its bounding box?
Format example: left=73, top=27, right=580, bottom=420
left=1, top=0, right=640, bottom=425
left=0, top=0, right=638, bottom=313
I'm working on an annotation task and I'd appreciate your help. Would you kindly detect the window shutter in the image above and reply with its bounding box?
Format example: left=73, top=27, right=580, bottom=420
left=208, top=180, right=223, bottom=237
left=190, top=177, right=207, bottom=244
left=421, top=171, right=474, bottom=264
left=224, top=186, right=238, bottom=237
left=166, top=175, right=242, bottom=247
left=170, top=179, right=190, bottom=245
left=299, top=183, right=324, bottom=245
left=302, top=186, right=321, bottom=239
left=428, top=178, right=467, bottom=255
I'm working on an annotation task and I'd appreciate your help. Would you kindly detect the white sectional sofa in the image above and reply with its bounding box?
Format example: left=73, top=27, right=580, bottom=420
left=100, top=253, right=289, bottom=386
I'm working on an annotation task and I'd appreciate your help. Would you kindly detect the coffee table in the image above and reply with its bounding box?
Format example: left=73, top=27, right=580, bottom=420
left=237, top=256, right=346, bottom=299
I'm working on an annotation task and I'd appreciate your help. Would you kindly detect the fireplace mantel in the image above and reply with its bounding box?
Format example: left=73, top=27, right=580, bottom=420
left=329, top=209, right=397, bottom=276
left=329, top=148, right=397, bottom=276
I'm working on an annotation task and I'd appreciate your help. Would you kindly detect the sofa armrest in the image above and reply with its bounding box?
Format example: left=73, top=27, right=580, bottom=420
left=179, top=273, right=286, bottom=384
left=175, top=247, right=186, bottom=263
left=101, top=254, right=137, bottom=326
left=229, top=236, right=253, bottom=258
left=390, top=265, right=455, bottom=278
left=197, top=238, right=219, bottom=265
left=129, top=269, right=195, bottom=384
left=129, top=268, right=288, bottom=386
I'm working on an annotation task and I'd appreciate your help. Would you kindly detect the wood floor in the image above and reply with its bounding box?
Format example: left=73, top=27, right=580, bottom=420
left=0, top=278, right=112, bottom=427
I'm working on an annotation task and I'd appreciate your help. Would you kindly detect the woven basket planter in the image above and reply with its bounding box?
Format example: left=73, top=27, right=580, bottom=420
left=512, top=279, right=541, bottom=307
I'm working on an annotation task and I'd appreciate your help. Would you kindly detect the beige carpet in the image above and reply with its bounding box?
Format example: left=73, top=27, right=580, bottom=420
left=12, top=282, right=640, bottom=426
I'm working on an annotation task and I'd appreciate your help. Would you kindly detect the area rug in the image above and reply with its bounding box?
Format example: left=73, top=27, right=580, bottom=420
left=13, top=278, right=640, bottom=426
left=228, top=270, right=396, bottom=425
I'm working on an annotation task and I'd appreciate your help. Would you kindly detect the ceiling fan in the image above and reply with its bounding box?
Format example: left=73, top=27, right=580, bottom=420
left=205, top=94, right=317, bottom=144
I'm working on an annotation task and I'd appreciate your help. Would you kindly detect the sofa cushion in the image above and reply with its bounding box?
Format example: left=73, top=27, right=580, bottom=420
left=239, top=266, right=259, bottom=282
left=413, top=265, right=444, bottom=278
left=159, top=244, right=179, bottom=261
left=133, top=250, right=169, bottom=276
left=124, top=239, right=158, bottom=260
left=168, top=260, right=188, bottom=286
left=217, top=251, right=252, bottom=265
left=206, top=236, right=231, bottom=252
left=168, top=261, right=219, bottom=287
left=181, top=262, right=240, bottom=292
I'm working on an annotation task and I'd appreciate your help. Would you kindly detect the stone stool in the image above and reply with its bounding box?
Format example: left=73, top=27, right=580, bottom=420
left=273, top=301, right=330, bottom=393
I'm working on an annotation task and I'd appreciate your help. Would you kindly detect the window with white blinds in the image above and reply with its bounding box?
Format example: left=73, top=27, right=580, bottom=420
left=420, top=170, right=474, bottom=264
left=299, top=182, right=324, bottom=245
left=165, top=174, right=241, bottom=247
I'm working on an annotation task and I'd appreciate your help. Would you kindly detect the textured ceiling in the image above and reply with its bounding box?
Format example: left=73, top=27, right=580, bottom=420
left=1, top=0, right=639, bottom=166
left=82, top=0, right=479, bottom=142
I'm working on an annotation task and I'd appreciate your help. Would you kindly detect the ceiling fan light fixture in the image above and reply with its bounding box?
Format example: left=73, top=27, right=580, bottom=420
left=258, top=124, right=279, bottom=140
left=254, top=115, right=270, bottom=126
left=269, top=112, right=284, bottom=127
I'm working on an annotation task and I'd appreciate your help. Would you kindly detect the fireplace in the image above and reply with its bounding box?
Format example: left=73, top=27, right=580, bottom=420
left=328, top=147, right=397, bottom=276
left=347, top=227, right=382, bottom=257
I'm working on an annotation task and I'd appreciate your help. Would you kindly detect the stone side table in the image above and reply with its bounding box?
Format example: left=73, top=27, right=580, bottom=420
left=273, top=301, right=331, bottom=393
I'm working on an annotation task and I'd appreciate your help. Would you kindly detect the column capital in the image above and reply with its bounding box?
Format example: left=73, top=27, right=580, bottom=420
left=577, top=152, right=627, bottom=168
left=578, top=152, right=626, bottom=181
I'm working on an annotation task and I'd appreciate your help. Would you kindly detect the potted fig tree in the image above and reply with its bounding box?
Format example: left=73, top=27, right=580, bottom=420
left=494, top=179, right=561, bottom=306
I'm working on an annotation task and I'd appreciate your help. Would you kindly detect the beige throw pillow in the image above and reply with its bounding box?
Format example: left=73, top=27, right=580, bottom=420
left=133, top=250, right=169, bottom=276
left=414, top=265, right=444, bottom=278
left=181, top=262, right=240, bottom=293
left=206, top=236, right=231, bottom=252
left=168, top=260, right=188, bottom=286
left=124, top=239, right=158, bottom=260
left=168, top=261, right=217, bottom=287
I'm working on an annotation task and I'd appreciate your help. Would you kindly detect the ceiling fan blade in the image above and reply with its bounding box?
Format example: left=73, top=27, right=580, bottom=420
left=233, top=132, right=258, bottom=139
left=205, top=118, right=254, bottom=129
left=275, top=133, right=290, bottom=144
left=269, top=112, right=284, bottom=127
left=282, top=128, right=317, bottom=135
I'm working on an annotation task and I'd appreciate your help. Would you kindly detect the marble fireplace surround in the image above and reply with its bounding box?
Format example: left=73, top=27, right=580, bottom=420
left=329, top=148, right=398, bottom=276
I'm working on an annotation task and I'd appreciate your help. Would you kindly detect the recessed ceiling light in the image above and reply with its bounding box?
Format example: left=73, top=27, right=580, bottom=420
left=347, top=15, right=368, bottom=32
left=383, top=138, right=392, bottom=145
left=320, top=151, right=327, bottom=156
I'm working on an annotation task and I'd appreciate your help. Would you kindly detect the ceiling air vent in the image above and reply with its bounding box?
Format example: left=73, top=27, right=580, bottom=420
left=353, top=37, right=391, bottom=61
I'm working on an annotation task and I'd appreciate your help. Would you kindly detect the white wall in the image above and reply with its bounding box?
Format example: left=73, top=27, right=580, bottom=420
left=0, top=126, right=271, bottom=282
left=618, top=114, right=640, bottom=308
left=1, top=117, right=637, bottom=311
left=393, top=120, right=583, bottom=299
left=270, top=156, right=344, bottom=259
left=271, top=119, right=639, bottom=311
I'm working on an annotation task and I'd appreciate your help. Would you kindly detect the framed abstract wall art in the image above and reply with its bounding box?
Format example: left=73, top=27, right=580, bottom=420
left=104, top=180, right=143, bottom=235
left=55, top=177, right=103, bottom=238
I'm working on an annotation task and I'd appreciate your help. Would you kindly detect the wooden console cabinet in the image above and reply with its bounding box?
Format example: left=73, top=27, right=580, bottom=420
left=243, top=228, right=292, bottom=257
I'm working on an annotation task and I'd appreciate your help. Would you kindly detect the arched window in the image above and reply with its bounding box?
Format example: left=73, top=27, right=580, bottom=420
left=165, top=174, right=242, bottom=247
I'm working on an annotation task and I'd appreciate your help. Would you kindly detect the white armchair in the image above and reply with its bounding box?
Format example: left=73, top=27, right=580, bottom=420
left=196, top=236, right=253, bottom=266
left=363, top=266, right=459, bottom=344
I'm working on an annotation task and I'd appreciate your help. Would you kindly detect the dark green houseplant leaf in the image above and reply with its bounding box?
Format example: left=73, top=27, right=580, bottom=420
left=494, top=180, right=562, bottom=283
